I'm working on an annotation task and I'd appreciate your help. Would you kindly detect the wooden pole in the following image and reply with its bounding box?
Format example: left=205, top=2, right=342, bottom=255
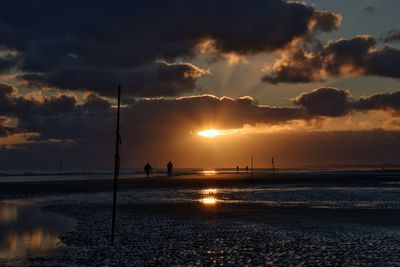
left=111, top=85, right=121, bottom=246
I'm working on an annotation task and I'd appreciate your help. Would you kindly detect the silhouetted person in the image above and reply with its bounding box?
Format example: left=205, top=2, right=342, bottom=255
left=144, top=163, right=153, bottom=178
left=245, top=166, right=248, bottom=173
left=167, top=161, right=173, bottom=177
left=236, top=165, right=239, bottom=173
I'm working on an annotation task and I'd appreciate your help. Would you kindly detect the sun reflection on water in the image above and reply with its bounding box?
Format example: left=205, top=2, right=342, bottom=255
left=201, top=188, right=218, bottom=194
left=201, top=197, right=218, bottom=205
left=199, top=188, right=219, bottom=205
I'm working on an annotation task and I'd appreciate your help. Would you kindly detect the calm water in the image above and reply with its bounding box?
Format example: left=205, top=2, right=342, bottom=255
left=2, top=168, right=399, bottom=183
left=0, top=199, right=76, bottom=258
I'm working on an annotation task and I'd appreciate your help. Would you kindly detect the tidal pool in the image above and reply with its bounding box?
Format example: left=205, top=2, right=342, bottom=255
left=0, top=199, right=75, bottom=258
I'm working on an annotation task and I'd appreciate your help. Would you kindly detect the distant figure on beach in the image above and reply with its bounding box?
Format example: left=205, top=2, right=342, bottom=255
left=236, top=165, right=239, bottom=173
left=144, top=163, right=153, bottom=178
left=245, top=166, right=248, bottom=173
left=167, top=161, right=173, bottom=177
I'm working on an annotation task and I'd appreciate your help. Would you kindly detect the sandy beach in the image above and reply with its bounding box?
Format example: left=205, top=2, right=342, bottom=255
left=1, top=171, right=400, bottom=266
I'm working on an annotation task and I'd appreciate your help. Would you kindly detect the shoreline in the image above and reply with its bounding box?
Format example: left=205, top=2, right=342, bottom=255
left=0, top=171, right=399, bottom=200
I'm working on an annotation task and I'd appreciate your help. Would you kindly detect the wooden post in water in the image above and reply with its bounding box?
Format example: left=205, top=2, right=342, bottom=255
left=111, top=85, right=121, bottom=246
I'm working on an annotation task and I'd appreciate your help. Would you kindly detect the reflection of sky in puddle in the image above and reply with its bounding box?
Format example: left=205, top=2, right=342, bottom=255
left=0, top=200, right=75, bottom=259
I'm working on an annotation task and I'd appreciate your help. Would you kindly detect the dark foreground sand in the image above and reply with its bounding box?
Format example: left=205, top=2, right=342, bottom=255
left=1, top=172, right=400, bottom=266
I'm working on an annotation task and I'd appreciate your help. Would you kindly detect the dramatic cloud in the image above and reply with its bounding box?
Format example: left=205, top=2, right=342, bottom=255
left=311, top=10, right=342, bottom=33
left=381, top=30, right=400, bottom=43
left=0, top=58, right=15, bottom=73
left=0, top=0, right=341, bottom=96
left=354, top=91, right=400, bottom=113
left=293, top=87, right=352, bottom=117
left=264, top=35, right=400, bottom=83
left=127, top=95, right=308, bottom=131
left=2, top=83, right=400, bottom=168
left=22, top=62, right=209, bottom=97
left=0, top=83, right=312, bottom=147
left=4, top=83, right=400, bottom=148
left=293, top=87, right=400, bottom=117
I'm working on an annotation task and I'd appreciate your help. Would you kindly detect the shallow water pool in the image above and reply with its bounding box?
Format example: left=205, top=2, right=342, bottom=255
left=0, top=199, right=76, bottom=258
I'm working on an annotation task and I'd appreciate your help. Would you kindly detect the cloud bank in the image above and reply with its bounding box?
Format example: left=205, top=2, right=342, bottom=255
left=0, top=0, right=341, bottom=96
left=264, top=35, right=400, bottom=83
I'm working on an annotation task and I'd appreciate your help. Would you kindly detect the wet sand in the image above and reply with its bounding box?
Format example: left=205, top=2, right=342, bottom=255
left=0, top=171, right=398, bottom=198
left=1, top=172, right=400, bottom=266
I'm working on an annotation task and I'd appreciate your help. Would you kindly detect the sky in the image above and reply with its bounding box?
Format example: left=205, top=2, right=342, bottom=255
left=1, top=0, right=400, bottom=170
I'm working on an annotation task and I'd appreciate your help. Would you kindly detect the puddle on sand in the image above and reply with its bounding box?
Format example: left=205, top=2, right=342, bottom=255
left=0, top=199, right=76, bottom=259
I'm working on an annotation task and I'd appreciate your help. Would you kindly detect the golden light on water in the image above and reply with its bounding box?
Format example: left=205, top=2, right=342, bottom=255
left=197, top=129, right=220, bottom=138
left=201, top=188, right=218, bottom=194
left=200, top=188, right=219, bottom=205
left=201, top=197, right=218, bottom=205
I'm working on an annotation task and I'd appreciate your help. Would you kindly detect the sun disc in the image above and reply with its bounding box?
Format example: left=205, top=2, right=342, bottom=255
left=198, top=129, right=220, bottom=138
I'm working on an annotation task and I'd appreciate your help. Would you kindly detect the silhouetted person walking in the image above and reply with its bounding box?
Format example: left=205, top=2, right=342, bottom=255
left=167, top=161, right=173, bottom=177
left=144, top=163, right=153, bottom=178
left=236, top=165, right=239, bottom=173
left=245, top=166, right=248, bottom=173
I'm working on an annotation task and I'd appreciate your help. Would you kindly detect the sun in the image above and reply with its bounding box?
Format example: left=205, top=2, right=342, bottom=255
left=197, top=129, right=221, bottom=138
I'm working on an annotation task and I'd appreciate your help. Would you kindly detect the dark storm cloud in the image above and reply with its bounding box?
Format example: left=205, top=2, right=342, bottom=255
left=293, top=87, right=400, bottom=117
left=127, top=95, right=308, bottom=130
left=0, top=57, right=15, bottom=72
left=0, top=83, right=14, bottom=95
left=292, top=87, right=352, bottom=117
left=311, top=10, right=342, bottom=33
left=0, top=85, right=310, bottom=146
left=0, top=82, right=110, bottom=132
left=263, top=49, right=324, bottom=84
left=365, top=46, right=400, bottom=79
left=354, top=91, right=400, bottom=112
left=4, top=85, right=400, bottom=146
left=0, top=0, right=340, bottom=96
left=381, top=30, right=400, bottom=43
left=0, top=83, right=16, bottom=113
left=264, top=35, right=400, bottom=83
left=3, top=84, right=400, bottom=168
left=0, top=83, right=81, bottom=117
left=0, top=116, right=19, bottom=137
left=21, top=62, right=209, bottom=97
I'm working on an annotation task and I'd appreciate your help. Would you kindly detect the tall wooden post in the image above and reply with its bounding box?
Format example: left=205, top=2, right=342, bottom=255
left=111, top=85, right=121, bottom=246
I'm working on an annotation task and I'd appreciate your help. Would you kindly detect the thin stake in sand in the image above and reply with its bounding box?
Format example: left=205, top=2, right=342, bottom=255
left=111, top=85, right=121, bottom=246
